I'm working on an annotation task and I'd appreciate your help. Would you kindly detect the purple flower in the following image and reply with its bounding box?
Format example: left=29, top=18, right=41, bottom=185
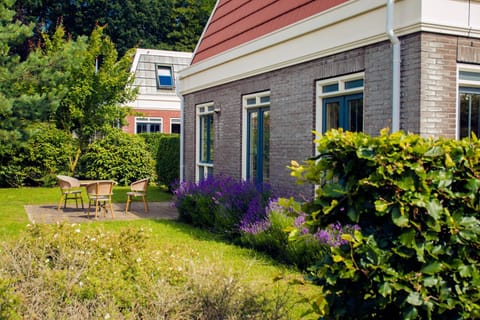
left=314, top=222, right=360, bottom=248
left=239, top=219, right=271, bottom=235
left=294, top=214, right=306, bottom=228
left=172, top=175, right=277, bottom=232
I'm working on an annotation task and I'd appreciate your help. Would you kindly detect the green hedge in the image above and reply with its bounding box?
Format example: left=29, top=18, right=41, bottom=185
left=138, top=132, right=169, bottom=164
left=156, top=134, right=179, bottom=188
left=289, top=129, right=480, bottom=319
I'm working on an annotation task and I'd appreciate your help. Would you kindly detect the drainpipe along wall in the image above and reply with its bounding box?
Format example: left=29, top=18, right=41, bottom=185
left=386, top=0, right=401, bottom=132
left=177, top=84, right=185, bottom=182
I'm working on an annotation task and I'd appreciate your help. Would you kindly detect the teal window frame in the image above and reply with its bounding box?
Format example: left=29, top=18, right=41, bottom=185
left=246, top=107, right=270, bottom=184
left=322, top=93, right=363, bottom=133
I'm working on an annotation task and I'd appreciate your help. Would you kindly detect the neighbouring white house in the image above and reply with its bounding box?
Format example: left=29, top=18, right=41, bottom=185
left=123, top=48, right=192, bottom=135
left=179, top=0, right=480, bottom=197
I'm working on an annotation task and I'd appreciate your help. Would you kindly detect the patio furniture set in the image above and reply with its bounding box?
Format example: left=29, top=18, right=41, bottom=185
left=56, top=175, right=149, bottom=219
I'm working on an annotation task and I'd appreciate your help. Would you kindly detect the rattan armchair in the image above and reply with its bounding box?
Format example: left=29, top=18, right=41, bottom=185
left=86, top=181, right=116, bottom=218
left=125, top=178, right=150, bottom=213
left=56, top=175, right=84, bottom=211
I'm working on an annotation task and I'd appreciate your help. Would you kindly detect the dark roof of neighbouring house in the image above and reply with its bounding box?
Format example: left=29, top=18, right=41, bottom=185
left=192, top=0, right=350, bottom=64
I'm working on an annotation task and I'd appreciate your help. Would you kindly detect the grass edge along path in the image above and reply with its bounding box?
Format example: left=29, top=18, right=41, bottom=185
left=0, top=187, right=322, bottom=319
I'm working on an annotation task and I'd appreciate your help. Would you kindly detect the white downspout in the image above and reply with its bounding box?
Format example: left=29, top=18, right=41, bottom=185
left=177, top=83, right=185, bottom=182
left=386, top=0, right=401, bottom=132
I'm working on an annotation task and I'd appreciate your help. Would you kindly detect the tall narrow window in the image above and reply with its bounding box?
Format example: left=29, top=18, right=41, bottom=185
left=196, top=103, right=214, bottom=181
left=317, top=73, right=364, bottom=133
left=458, top=69, right=480, bottom=139
left=156, top=65, right=174, bottom=89
left=243, top=92, right=270, bottom=185
left=170, top=118, right=181, bottom=134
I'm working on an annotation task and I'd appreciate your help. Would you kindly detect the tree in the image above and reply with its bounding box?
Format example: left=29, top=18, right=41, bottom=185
left=167, top=0, right=216, bottom=51
left=0, top=0, right=73, bottom=185
left=51, top=25, right=137, bottom=153
left=13, top=0, right=216, bottom=56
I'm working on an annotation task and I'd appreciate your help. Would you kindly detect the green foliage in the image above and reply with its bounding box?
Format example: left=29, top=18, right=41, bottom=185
left=79, top=130, right=155, bottom=186
left=22, top=123, right=77, bottom=186
left=0, top=0, right=72, bottom=186
left=52, top=25, right=137, bottom=153
left=14, top=0, right=216, bottom=55
left=240, top=198, right=326, bottom=270
left=289, top=129, right=480, bottom=319
left=137, top=132, right=169, bottom=162
left=0, top=123, right=77, bottom=187
left=0, top=5, right=138, bottom=186
left=168, top=0, right=217, bottom=51
left=156, top=134, right=180, bottom=188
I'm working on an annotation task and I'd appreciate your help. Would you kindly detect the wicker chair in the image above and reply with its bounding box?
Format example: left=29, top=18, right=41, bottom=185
left=125, top=178, right=150, bottom=213
left=86, top=181, right=116, bottom=218
left=56, top=175, right=84, bottom=211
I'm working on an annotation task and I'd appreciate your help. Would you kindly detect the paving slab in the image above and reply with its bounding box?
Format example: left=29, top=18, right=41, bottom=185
left=25, top=202, right=179, bottom=224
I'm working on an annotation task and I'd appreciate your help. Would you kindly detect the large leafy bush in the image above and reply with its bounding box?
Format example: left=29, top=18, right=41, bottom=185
left=0, top=123, right=77, bottom=187
left=79, top=129, right=155, bottom=186
left=289, top=129, right=480, bottom=319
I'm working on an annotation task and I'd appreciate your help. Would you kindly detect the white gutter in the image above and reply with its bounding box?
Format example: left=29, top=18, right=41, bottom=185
left=386, top=0, right=401, bottom=132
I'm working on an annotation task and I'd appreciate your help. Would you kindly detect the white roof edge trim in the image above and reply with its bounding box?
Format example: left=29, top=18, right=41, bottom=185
left=180, top=0, right=480, bottom=95
left=130, top=48, right=193, bottom=73
left=180, top=0, right=384, bottom=79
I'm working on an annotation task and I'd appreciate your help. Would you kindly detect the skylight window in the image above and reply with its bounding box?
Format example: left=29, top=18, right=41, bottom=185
left=156, top=65, right=174, bottom=89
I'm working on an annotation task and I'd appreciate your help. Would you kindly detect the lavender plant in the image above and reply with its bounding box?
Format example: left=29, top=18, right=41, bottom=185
left=313, top=223, right=360, bottom=248
left=239, top=197, right=326, bottom=269
left=173, top=176, right=274, bottom=237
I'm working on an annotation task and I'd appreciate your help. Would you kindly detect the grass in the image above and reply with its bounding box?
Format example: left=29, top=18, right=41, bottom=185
left=0, top=185, right=321, bottom=319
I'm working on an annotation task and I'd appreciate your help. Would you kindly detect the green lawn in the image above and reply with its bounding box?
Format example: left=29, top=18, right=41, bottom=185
left=0, top=185, right=321, bottom=319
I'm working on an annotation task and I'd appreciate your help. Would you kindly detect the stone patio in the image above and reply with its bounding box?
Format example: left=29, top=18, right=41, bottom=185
left=25, top=201, right=179, bottom=224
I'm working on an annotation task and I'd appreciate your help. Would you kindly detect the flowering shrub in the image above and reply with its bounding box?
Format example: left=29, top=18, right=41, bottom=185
left=239, top=198, right=326, bottom=270
left=289, top=129, right=480, bottom=319
left=173, top=176, right=274, bottom=237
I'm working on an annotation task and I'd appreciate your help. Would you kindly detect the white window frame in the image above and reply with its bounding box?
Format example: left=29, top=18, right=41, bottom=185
left=457, top=63, right=480, bottom=139
left=170, top=118, right=181, bottom=134
left=135, top=117, right=163, bottom=134
left=315, top=72, right=365, bottom=134
left=196, top=102, right=215, bottom=182
left=156, top=64, right=175, bottom=89
left=241, top=91, right=271, bottom=181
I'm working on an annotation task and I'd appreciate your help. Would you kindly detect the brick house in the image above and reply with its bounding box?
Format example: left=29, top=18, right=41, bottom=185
left=123, top=48, right=192, bottom=135
left=179, top=0, right=480, bottom=197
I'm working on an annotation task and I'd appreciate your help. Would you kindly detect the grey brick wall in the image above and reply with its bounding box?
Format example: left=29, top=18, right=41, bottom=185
left=419, top=33, right=458, bottom=138
left=182, top=31, right=476, bottom=198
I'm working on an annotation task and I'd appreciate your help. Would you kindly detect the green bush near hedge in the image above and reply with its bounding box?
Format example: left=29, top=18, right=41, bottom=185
left=0, top=123, right=78, bottom=187
left=288, top=129, right=480, bottom=319
left=155, top=134, right=179, bottom=189
left=80, top=129, right=155, bottom=186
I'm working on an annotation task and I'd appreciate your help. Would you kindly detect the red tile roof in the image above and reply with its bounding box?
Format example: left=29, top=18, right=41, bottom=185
left=192, top=0, right=350, bottom=64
